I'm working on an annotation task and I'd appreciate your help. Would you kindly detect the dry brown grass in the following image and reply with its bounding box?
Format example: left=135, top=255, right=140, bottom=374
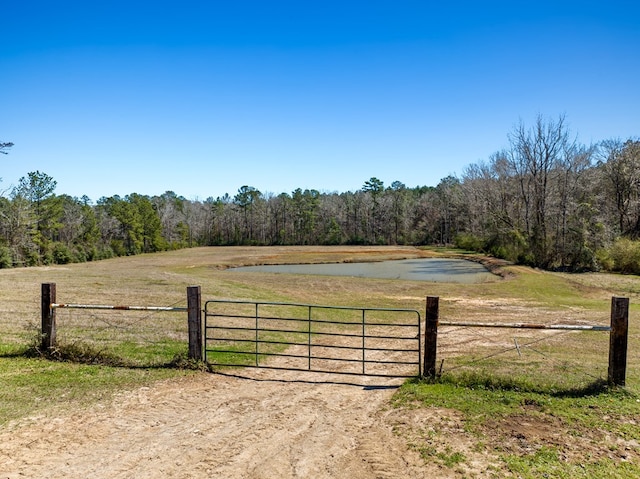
left=0, top=245, right=622, bottom=325
left=1, top=245, right=637, bottom=390
left=0, top=246, right=430, bottom=349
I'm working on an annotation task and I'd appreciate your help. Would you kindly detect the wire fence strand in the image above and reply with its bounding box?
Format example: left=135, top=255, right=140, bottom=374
left=436, top=322, right=611, bottom=387
left=52, top=301, right=190, bottom=366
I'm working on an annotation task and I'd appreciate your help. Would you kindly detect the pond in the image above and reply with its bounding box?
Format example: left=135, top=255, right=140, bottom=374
left=228, top=258, right=497, bottom=283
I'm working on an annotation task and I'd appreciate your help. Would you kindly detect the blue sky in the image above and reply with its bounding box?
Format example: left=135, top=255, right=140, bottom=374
left=1, top=1, right=639, bottom=202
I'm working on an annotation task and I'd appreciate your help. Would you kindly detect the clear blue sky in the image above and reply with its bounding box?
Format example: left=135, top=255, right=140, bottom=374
left=2, top=1, right=639, bottom=202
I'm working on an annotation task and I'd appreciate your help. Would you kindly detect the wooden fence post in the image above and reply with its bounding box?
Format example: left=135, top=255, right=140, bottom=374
left=424, top=296, right=439, bottom=378
left=187, top=285, right=203, bottom=361
left=608, top=296, right=629, bottom=386
left=41, top=283, right=56, bottom=351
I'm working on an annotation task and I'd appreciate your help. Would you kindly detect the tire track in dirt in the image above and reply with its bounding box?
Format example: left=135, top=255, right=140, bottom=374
left=0, top=369, right=433, bottom=479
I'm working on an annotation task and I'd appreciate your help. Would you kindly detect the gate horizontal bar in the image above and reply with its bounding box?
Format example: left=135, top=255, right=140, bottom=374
left=205, top=299, right=419, bottom=313
left=211, top=349, right=418, bottom=366
left=439, top=320, right=610, bottom=331
left=210, top=363, right=417, bottom=378
left=206, top=336, right=419, bottom=353
left=206, top=313, right=418, bottom=328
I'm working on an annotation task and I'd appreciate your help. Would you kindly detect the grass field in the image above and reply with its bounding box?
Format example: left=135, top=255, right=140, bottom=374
left=1, top=245, right=638, bottom=477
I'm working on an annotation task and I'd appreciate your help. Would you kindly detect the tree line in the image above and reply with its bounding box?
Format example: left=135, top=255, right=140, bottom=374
left=1, top=115, right=639, bottom=272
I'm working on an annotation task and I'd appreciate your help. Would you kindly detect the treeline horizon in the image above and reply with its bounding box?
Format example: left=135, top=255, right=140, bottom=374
left=2, top=114, right=640, bottom=273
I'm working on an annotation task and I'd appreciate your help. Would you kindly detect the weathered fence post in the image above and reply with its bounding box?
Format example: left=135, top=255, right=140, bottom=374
left=608, top=296, right=629, bottom=386
left=41, top=283, right=56, bottom=351
left=187, top=285, right=203, bottom=361
left=424, top=296, right=439, bottom=378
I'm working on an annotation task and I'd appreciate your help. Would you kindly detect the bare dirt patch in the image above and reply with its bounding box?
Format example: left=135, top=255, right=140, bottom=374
left=0, top=369, right=443, bottom=479
left=484, top=411, right=640, bottom=465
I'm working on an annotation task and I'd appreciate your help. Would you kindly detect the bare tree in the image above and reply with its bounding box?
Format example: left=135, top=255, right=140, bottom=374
left=507, top=115, right=576, bottom=267
left=552, top=142, right=594, bottom=267
left=598, top=139, right=640, bottom=237
left=152, top=191, right=187, bottom=246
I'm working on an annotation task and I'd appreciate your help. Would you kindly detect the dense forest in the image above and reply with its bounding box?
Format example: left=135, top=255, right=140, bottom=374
left=1, top=116, right=639, bottom=272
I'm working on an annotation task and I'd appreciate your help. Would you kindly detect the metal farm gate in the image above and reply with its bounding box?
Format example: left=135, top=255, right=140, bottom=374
left=204, top=300, right=422, bottom=377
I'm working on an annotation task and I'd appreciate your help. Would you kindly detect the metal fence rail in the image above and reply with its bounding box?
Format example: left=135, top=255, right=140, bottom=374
left=204, top=299, right=422, bottom=377
left=51, top=303, right=187, bottom=312
left=438, top=320, right=611, bottom=331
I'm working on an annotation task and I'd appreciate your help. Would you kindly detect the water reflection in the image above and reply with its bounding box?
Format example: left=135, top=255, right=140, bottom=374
left=229, top=258, right=497, bottom=283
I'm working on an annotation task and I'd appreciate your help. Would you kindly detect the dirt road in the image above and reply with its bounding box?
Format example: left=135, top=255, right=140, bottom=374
left=0, top=368, right=442, bottom=479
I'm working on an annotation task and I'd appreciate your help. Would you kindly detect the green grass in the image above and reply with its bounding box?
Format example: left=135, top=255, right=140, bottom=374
left=393, top=373, right=640, bottom=477
left=106, top=340, right=188, bottom=366
left=503, top=448, right=639, bottom=479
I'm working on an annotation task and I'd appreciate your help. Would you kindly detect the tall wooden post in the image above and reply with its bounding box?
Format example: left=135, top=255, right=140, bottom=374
left=41, top=283, right=56, bottom=351
left=608, top=296, right=629, bottom=386
left=187, top=285, right=203, bottom=361
left=424, top=296, right=439, bottom=378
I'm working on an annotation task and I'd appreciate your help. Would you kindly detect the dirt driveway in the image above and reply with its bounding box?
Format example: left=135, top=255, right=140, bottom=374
left=0, top=367, right=450, bottom=479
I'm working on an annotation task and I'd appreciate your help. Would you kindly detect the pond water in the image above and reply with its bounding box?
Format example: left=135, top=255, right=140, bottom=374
left=229, top=258, right=497, bottom=283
